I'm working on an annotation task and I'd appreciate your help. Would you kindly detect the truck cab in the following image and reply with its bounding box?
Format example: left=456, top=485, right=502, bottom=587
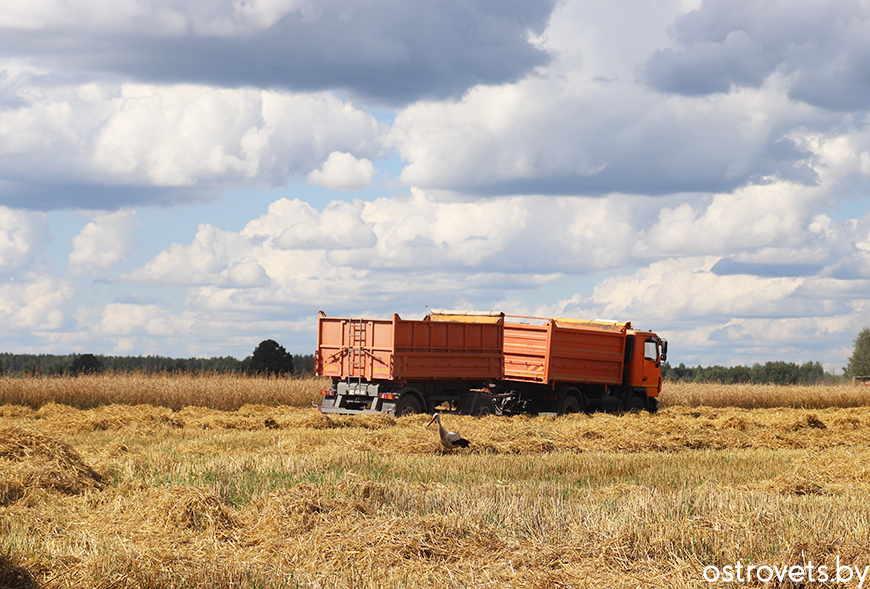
left=627, top=331, right=668, bottom=407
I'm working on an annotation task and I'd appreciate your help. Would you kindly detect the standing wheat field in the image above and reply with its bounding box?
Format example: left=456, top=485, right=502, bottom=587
left=2, top=376, right=870, bottom=588
left=0, top=372, right=326, bottom=411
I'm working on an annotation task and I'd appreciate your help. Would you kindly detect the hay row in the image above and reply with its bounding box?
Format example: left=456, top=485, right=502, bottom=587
left=5, top=403, right=870, bottom=453
left=0, top=426, right=104, bottom=506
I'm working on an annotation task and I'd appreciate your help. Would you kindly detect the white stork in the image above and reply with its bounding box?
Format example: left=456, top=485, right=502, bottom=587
left=427, top=413, right=470, bottom=451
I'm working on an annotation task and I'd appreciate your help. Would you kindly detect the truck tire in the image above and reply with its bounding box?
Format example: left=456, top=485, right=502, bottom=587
left=395, top=393, right=422, bottom=416
left=472, top=395, right=496, bottom=417
left=626, top=394, right=646, bottom=413
left=558, top=394, right=582, bottom=415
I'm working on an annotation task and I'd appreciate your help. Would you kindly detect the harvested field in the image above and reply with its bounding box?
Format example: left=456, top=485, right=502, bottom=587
left=1, top=401, right=870, bottom=586
left=3, top=379, right=870, bottom=587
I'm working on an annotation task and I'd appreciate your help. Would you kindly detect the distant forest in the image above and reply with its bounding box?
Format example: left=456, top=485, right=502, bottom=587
left=0, top=352, right=835, bottom=385
left=0, top=352, right=316, bottom=376
left=662, top=361, right=831, bottom=385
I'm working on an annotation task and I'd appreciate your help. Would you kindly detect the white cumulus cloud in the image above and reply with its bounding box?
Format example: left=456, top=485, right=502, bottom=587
left=0, top=273, right=73, bottom=331
left=0, top=207, right=50, bottom=275
left=90, top=85, right=382, bottom=188
left=307, top=151, right=375, bottom=190
left=0, top=71, right=384, bottom=208
left=121, top=223, right=271, bottom=287
left=68, top=209, right=140, bottom=274
left=93, top=303, right=193, bottom=337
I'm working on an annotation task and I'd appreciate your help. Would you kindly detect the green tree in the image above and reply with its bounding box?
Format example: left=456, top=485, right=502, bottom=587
left=752, top=361, right=800, bottom=385
left=798, top=361, right=824, bottom=383
left=846, top=327, right=870, bottom=378
left=247, top=340, right=294, bottom=376
left=70, top=353, right=102, bottom=375
left=292, top=354, right=316, bottom=374
left=22, top=361, right=41, bottom=376
left=45, top=360, right=68, bottom=376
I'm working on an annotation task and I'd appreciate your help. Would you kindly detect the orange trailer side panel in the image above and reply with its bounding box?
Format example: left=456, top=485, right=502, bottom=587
left=316, top=313, right=502, bottom=381
left=548, top=321, right=625, bottom=385
left=502, top=320, right=626, bottom=385
left=393, top=319, right=503, bottom=379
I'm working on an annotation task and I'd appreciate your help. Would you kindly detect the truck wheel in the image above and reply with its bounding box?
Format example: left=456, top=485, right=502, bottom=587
left=472, top=395, right=496, bottom=417
left=626, top=394, right=646, bottom=413
left=395, top=394, right=422, bottom=416
left=558, top=394, right=582, bottom=415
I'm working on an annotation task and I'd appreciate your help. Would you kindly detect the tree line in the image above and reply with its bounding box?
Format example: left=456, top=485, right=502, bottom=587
left=0, top=348, right=315, bottom=377
left=0, top=351, right=832, bottom=384
left=662, top=361, right=830, bottom=385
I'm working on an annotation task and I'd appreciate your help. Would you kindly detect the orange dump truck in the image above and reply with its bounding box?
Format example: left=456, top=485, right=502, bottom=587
left=315, top=311, right=667, bottom=416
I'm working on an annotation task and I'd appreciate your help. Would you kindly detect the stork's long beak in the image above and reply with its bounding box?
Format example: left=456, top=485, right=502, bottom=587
left=427, top=415, right=437, bottom=427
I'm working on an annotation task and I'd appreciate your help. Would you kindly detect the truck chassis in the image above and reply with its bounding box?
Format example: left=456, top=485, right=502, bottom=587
left=319, top=379, right=658, bottom=416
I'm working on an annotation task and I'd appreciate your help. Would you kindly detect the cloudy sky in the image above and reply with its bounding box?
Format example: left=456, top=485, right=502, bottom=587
left=2, top=0, right=870, bottom=372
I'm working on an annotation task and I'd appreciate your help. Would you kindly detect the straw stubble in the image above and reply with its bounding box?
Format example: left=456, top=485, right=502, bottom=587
left=1, top=378, right=870, bottom=587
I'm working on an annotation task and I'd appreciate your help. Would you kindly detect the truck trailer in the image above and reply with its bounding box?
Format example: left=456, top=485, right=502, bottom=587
left=315, top=311, right=667, bottom=416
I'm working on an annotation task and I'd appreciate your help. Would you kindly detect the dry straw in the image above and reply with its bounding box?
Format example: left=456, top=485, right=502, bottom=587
left=3, top=379, right=870, bottom=587
left=0, top=425, right=104, bottom=505
left=0, top=554, right=38, bottom=589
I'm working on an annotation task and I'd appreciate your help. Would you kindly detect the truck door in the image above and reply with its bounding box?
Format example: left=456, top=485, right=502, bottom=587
left=640, top=336, right=662, bottom=396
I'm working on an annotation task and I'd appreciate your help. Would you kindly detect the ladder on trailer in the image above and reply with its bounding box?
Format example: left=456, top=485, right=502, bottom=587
left=348, top=318, right=366, bottom=393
